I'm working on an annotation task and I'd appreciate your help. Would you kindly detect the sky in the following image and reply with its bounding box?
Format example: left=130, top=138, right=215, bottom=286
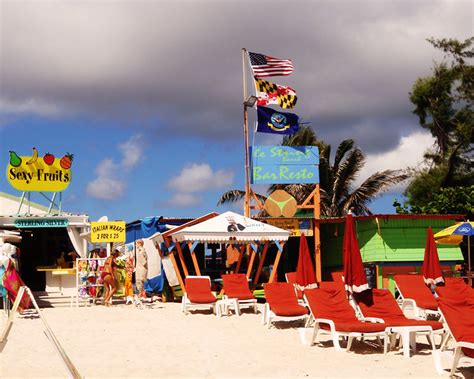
left=0, top=0, right=472, bottom=223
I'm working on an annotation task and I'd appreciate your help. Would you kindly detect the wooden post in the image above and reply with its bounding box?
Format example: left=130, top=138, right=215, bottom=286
left=175, top=242, right=189, bottom=277
left=314, top=184, right=322, bottom=282
left=253, top=241, right=269, bottom=285
left=187, top=241, right=201, bottom=276
left=269, top=241, right=285, bottom=283
left=168, top=252, right=186, bottom=293
left=246, top=244, right=257, bottom=278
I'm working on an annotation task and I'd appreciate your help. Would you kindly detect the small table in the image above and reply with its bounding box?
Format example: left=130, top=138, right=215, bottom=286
left=388, top=326, right=434, bottom=358
left=216, top=298, right=239, bottom=317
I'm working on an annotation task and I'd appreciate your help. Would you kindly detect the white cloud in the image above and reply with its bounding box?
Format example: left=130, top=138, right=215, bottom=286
left=0, top=97, right=62, bottom=116
left=86, top=134, right=144, bottom=200
left=356, top=131, right=435, bottom=190
left=167, top=163, right=234, bottom=193
left=86, top=177, right=125, bottom=200
left=166, top=193, right=201, bottom=207
left=118, top=134, right=143, bottom=169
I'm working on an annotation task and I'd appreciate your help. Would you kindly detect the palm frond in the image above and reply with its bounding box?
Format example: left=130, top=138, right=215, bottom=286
left=333, top=139, right=355, bottom=171
left=216, top=190, right=246, bottom=205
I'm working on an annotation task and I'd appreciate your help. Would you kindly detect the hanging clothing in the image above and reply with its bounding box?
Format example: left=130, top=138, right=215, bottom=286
left=3, top=259, right=30, bottom=312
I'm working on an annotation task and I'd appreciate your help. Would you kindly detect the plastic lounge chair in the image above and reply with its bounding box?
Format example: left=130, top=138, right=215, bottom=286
left=221, top=273, right=257, bottom=315
left=394, top=274, right=440, bottom=319
left=304, top=287, right=390, bottom=352
left=353, top=289, right=444, bottom=357
left=263, top=282, right=308, bottom=329
left=435, top=284, right=474, bottom=376
left=182, top=276, right=217, bottom=315
left=285, top=272, right=305, bottom=304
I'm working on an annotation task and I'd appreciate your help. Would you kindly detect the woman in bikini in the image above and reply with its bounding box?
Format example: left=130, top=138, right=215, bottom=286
left=102, top=249, right=119, bottom=306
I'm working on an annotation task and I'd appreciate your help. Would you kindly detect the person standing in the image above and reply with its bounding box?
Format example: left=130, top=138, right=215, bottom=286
left=102, top=249, right=119, bottom=307
left=135, top=240, right=148, bottom=299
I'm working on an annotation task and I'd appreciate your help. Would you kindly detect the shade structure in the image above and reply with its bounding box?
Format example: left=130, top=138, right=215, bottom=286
left=434, top=221, right=474, bottom=274
left=422, top=227, right=444, bottom=286
left=295, top=233, right=317, bottom=290
left=342, top=213, right=368, bottom=293
left=170, top=211, right=289, bottom=243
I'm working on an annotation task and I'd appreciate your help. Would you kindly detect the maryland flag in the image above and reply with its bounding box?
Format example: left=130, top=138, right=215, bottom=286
left=255, top=78, right=298, bottom=109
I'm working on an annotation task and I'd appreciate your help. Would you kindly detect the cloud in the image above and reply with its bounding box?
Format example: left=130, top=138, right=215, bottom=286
left=165, top=193, right=201, bottom=207
left=355, top=131, right=435, bottom=191
left=167, top=163, right=234, bottom=193
left=0, top=0, right=471, bottom=151
left=86, top=134, right=144, bottom=200
left=0, top=97, right=62, bottom=116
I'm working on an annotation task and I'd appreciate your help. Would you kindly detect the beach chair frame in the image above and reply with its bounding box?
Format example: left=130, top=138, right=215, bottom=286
left=394, top=277, right=441, bottom=320
left=181, top=276, right=217, bottom=315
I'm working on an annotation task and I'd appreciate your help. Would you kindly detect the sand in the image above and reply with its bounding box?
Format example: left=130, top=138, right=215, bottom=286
left=1, top=301, right=473, bottom=378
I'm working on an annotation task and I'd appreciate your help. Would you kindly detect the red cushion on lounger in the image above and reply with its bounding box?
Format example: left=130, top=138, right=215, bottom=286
left=185, top=277, right=217, bottom=304
left=304, top=287, right=386, bottom=333
left=354, top=289, right=443, bottom=330
left=285, top=272, right=304, bottom=300
left=437, top=285, right=474, bottom=358
left=394, top=275, right=438, bottom=310
left=264, top=282, right=308, bottom=316
left=222, top=274, right=255, bottom=300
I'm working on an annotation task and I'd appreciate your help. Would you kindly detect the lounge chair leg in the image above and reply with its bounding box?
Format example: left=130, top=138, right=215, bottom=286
left=333, top=333, right=343, bottom=351
left=311, top=324, right=320, bottom=346
left=440, top=333, right=451, bottom=351
left=450, top=346, right=462, bottom=377
left=383, top=334, right=388, bottom=355
left=346, top=336, right=354, bottom=351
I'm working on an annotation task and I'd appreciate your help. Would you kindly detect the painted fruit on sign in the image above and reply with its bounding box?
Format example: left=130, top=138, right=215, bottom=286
left=43, top=153, right=55, bottom=165
left=60, top=153, right=74, bottom=169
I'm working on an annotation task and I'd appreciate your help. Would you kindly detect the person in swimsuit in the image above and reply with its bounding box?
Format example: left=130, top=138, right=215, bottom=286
left=102, top=249, right=119, bottom=306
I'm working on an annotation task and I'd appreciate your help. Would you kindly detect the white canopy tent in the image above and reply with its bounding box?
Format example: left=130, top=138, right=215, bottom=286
left=170, top=211, right=289, bottom=286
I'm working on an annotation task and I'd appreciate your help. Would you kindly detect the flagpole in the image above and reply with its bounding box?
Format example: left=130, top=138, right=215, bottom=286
left=242, top=48, right=251, bottom=217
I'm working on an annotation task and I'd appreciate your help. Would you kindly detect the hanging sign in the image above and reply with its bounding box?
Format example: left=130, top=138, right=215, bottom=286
left=15, top=218, right=69, bottom=228
left=251, top=146, right=319, bottom=184
left=7, top=148, right=73, bottom=192
left=265, top=218, right=313, bottom=237
left=91, top=221, right=126, bottom=243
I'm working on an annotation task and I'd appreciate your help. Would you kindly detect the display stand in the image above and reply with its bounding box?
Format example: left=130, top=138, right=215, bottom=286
left=73, top=258, right=106, bottom=307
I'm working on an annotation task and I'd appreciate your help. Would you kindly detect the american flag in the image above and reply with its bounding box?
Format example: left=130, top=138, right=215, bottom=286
left=249, top=52, right=294, bottom=78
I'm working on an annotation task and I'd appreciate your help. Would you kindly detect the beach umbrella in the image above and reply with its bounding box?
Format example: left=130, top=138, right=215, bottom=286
left=295, top=233, right=317, bottom=290
left=422, top=227, right=444, bottom=286
left=342, top=213, right=369, bottom=293
left=434, top=221, right=474, bottom=275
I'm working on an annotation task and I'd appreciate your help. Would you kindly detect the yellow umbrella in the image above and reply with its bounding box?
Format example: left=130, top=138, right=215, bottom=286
left=434, top=221, right=474, bottom=274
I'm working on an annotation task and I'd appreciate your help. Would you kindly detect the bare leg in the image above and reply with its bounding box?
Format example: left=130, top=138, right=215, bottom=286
left=103, top=275, right=115, bottom=305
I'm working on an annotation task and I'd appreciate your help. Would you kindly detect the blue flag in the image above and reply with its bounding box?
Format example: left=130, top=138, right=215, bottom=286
left=257, top=106, right=299, bottom=135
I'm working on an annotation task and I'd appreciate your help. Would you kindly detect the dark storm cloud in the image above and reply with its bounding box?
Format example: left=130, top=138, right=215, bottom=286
left=0, top=1, right=472, bottom=149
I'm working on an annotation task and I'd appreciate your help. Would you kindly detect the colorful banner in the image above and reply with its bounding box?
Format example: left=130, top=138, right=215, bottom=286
left=251, top=146, right=319, bottom=184
left=91, top=221, right=126, bottom=243
left=265, top=218, right=313, bottom=237
left=7, top=149, right=73, bottom=192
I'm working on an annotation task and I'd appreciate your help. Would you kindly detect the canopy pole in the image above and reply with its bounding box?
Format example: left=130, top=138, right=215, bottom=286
left=234, top=245, right=245, bottom=273
left=176, top=242, right=189, bottom=277
left=163, top=238, right=186, bottom=292
left=253, top=241, right=269, bottom=286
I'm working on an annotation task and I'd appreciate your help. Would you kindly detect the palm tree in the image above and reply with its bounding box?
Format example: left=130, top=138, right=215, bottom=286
left=217, top=126, right=408, bottom=216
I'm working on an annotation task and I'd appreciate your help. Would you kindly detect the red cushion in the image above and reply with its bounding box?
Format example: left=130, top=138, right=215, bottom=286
left=222, top=274, right=255, bottom=300
left=394, top=275, right=438, bottom=310
left=264, top=282, right=308, bottom=316
left=322, top=321, right=387, bottom=333
left=437, top=285, right=474, bottom=357
left=185, top=277, right=216, bottom=304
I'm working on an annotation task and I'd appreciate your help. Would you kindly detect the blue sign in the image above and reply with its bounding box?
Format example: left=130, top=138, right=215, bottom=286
left=251, top=146, right=319, bottom=184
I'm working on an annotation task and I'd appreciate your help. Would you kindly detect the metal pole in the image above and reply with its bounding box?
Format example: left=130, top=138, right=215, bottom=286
left=242, top=48, right=251, bottom=217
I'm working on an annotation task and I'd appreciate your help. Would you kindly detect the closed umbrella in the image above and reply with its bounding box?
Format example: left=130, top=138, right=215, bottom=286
left=422, top=227, right=444, bottom=286
left=434, top=221, right=474, bottom=275
left=342, top=213, right=369, bottom=293
left=295, top=233, right=317, bottom=290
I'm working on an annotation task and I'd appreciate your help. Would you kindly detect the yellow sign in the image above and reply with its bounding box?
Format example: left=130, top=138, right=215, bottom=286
left=7, top=149, right=73, bottom=192
left=265, top=218, right=313, bottom=237
left=91, top=221, right=126, bottom=243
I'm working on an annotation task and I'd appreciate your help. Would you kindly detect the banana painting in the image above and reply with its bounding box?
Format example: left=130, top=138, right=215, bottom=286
left=25, top=147, right=38, bottom=165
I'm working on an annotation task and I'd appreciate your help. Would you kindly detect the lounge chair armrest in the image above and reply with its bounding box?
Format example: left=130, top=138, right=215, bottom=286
left=457, top=341, right=474, bottom=349
left=360, top=317, right=384, bottom=323
left=314, top=318, right=336, bottom=332
left=401, top=298, right=417, bottom=310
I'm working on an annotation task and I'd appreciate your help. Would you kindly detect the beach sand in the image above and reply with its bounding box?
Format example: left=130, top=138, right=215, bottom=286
left=1, top=301, right=473, bottom=378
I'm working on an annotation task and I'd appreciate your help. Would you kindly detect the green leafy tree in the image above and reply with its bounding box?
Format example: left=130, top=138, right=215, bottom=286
left=403, top=37, right=473, bottom=211
left=218, top=126, right=407, bottom=216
